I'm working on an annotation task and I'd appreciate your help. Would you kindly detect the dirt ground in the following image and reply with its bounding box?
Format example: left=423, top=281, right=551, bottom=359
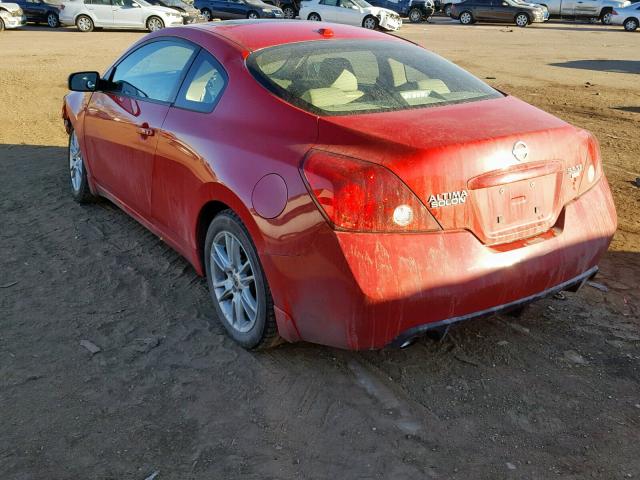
left=1, top=19, right=639, bottom=480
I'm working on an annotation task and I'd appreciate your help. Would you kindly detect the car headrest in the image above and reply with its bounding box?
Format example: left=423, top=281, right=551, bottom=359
left=318, top=58, right=357, bottom=91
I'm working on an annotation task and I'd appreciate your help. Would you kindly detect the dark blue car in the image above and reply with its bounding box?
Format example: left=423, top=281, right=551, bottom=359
left=366, top=0, right=434, bottom=21
left=195, top=0, right=284, bottom=20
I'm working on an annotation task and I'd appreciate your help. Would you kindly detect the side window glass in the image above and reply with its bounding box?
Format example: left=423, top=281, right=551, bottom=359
left=175, top=51, right=227, bottom=113
left=111, top=40, right=197, bottom=103
left=320, top=0, right=338, bottom=6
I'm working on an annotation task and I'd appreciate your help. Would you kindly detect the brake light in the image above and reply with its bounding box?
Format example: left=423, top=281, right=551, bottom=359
left=302, top=151, right=441, bottom=233
left=578, top=134, right=603, bottom=195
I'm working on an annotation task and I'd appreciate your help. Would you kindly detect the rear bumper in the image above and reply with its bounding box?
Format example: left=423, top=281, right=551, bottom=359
left=268, top=177, right=617, bottom=350
left=389, top=265, right=597, bottom=347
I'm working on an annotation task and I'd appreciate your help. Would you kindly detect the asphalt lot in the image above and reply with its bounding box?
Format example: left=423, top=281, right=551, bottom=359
left=1, top=19, right=639, bottom=480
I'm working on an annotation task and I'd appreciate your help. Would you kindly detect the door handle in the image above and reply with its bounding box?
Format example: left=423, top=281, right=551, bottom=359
left=137, top=124, right=154, bottom=137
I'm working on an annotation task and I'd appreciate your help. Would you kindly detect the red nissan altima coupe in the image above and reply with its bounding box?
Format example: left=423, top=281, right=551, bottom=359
left=62, top=20, right=617, bottom=350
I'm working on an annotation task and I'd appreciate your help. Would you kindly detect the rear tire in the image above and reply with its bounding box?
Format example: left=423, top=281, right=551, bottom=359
left=600, top=8, right=612, bottom=24
left=146, top=15, right=164, bottom=31
left=201, top=7, right=212, bottom=20
left=204, top=210, right=280, bottom=350
left=624, top=17, right=638, bottom=31
left=362, top=14, right=378, bottom=29
left=307, top=12, right=321, bottom=20
left=515, top=12, right=529, bottom=27
left=76, top=14, right=94, bottom=32
left=282, top=5, right=295, bottom=18
left=47, top=11, right=59, bottom=27
left=0, top=18, right=5, bottom=32
left=443, top=3, right=452, bottom=16
left=408, top=6, right=422, bottom=22
left=247, top=10, right=259, bottom=18
left=459, top=10, right=473, bottom=24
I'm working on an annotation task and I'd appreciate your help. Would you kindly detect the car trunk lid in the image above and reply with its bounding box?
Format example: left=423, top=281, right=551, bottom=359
left=316, top=96, right=590, bottom=245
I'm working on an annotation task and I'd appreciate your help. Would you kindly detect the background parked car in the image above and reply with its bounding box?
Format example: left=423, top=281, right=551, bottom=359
left=610, top=1, right=639, bottom=28
left=194, top=0, right=284, bottom=20
left=299, top=0, right=402, bottom=30
left=366, top=0, right=434, bottom=22
left=59, top=0, right=184, bottom=31
left=7, top=0, right=61, bottom=26
left=0, top=2, right=27, bottom=29
left=529, top=0, right=629, bottom=23
left=451, top=0, right=547, bottom=25
left=145, top=0, right=205, bottom=22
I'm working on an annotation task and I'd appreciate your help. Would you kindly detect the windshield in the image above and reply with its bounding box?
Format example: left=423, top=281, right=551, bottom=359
left=247, top=40, right=502, bottom=116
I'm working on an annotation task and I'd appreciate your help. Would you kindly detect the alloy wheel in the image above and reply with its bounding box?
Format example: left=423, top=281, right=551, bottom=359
left=202, top=8, right=211, bottom=20
left=460, top=11, right=471, bottom=23
left=283, top=6, right=295, bottom=18
left=47, top=12, right=58, bottom=27
left=147, top=17, right=164, bottom=31
left=624, top=18, right=638, bottom=31
left=69, top=131, right=83, bottom=193
left=515, top=13, right=528, bottom=26
left=444, top=4, right=451, bottom=16
left=409, top=8, right=422, bottom=22
left=210, top=231, right=259, bottom=334
left=363, top=16, right=377, bottom=29
left=308, top=12, right=321, bottom=20
left=601, top=12, right=612, bottom=24
left=76, top=16, right=92, bottom=31
left=248, top=11, right=259, bottom=18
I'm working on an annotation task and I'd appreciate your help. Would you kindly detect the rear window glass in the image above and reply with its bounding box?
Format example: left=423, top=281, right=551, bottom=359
left=247, top=39, right=502, bottom=116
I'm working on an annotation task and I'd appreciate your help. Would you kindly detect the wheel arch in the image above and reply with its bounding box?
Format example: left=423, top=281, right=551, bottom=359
left=193, top=184, right=263, bottom=277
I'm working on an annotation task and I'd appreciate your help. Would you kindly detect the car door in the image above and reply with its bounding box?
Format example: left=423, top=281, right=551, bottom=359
left=151, top=49, right=228, bottom=246
left=490, top=0, right=513, bottom=21
left=573, top=0, right=598, bottom=17
left=337, top=0, right=364, bottom=24
left=217, top=0, right=246, bottom=18
left=316, top=0, right=340, bottom=20
left=84, top=0, right=114, bottom=25
left=112, top=0, right=145, bottom=26
left=83, top=39, right=198, bottom=219
left=471, top=0, right=492, bottom=18
left=19, top=0, right=41, bottom=21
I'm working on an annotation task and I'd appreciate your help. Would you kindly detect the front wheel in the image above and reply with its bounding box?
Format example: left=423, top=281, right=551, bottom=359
left=247, top=10, right=259, bottom=18
left=76, top=14, right=94, bottom=32
left=68, top=130, right=96, bottom=203
left=282, top=5, right=295, bottom=18
left=459, top=10, right=473, bottom=24
left=205, top=211, right=280, bottom=349
left=362, top=15, right=378, bottom=29
left=624, top=17, right=638, bottom=31
left=408, top=7, right=423, bottom=22
left=307, top=12, right=321, bottom=20
left=47, top=12, right=59, bottom=27
left=146, top=15, right=164, bottom=31
left=515, top=12, right=529, bottom=27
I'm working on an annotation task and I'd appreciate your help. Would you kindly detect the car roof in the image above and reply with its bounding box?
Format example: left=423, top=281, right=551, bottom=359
left=189, top=19, right=404, bottom=52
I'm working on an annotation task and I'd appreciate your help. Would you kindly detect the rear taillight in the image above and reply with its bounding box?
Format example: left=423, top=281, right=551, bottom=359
left=578, top=134, right=603, bottom=195
left=302, top=151, right=441, bottom=233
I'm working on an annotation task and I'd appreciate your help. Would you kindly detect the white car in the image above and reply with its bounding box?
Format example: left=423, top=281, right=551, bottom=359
left=298, top=0, right=402, bottom=30
left=610, top=1, right=639, bottom=30
left=0, top=2, right=27, bottom=30
left=59, top=0, right=184, bottom=32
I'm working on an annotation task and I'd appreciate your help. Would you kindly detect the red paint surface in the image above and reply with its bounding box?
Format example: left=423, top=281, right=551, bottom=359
left=63, top=22, right=617, bottom=350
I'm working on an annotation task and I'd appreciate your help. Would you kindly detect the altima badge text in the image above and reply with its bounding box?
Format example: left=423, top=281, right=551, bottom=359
left=428, top=190, right=469, bottom=208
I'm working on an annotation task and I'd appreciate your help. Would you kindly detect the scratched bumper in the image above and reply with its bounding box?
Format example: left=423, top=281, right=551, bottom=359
left=268, top=177, right=616, bottom=350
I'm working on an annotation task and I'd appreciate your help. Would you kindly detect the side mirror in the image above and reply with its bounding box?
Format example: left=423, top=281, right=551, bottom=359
left=68, top=71, right=100, bottom=92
